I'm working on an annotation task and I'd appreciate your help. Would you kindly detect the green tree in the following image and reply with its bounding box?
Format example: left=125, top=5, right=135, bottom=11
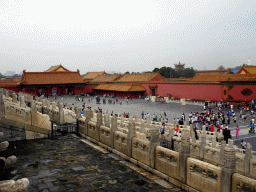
left=183, top=68, right=195, bottom=78
left=153, top=68, right=160, bottom=73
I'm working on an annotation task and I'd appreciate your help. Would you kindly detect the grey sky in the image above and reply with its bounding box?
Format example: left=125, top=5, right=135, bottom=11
left=0, top=0, right=255, bottom=74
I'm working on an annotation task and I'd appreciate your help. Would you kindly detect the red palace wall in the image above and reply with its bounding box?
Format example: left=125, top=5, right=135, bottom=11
left=86, top=84, right=97, bottom=93
left=142, top=84, right=223, bottom=101
left=5, top=87, right=21, bottom=92
left=228, top=85, right=256, bottom=101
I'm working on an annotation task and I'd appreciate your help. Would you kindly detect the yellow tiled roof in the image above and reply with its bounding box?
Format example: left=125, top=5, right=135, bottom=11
left=94, top=84, right=146, bottom=92
left=240, top=66, right=256, bottom=74
left=82, top=71, right=106, bottom=80
left=90, top=74, right=122, bottom=82
left=189, top=74, right=231, bottom=82
left=45, top=65, right=71, bottom=72
left=21, top=71, right=85, bottom=85
left=117, top=73, right=162, bottom=82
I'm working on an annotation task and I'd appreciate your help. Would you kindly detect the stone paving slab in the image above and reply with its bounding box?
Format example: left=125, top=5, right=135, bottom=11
left=0, top=134, right=184, bottom=191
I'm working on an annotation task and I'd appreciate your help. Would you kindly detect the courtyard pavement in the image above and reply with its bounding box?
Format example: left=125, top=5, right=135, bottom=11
left=0, top=134, right=184, bottom=192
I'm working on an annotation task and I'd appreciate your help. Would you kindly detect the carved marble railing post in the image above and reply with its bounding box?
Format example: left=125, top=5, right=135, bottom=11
left=51, top=102, right=56, bottom=121
left=120, top=114, right=124, bottom=128
left=134, top=115, right=139, bottom=123
left=199, top=125, right=206, bottom=159
left=127, top=117, right=135, bottom=157
left=20, top=96, right=26, bottom=108
left=5, top=89, right=8, bottom=98
left=140, top=120, right=145, bottom=134
left=244, top=143, right=252, bottom=176
left=52, top=102, right=56, bottom=111
left=167, top=127, right=174, bottom=149
left=179, top=128, right=190, bottom=183
left=42, top=99, right=46, bottom=108
left=75, top=106, right=81, bottom=119
left=59, top=103, right=64, bottom=124
left=110, top=115, right=117, bottom=148
left=146, top=118, right=151, bottom=125
left=46, top=100, right=50, bottom=115
left=189, top=124, right=194, bottom=137
left=221, top=143, right=236, bottom=192
left=220, top=140, right=226, bottom=167
left=212, top=135, right=217, bottom=148
left=84, top=109, right=93, bottom=135
left=105, top=111, right=110, bottom=128
left=95, top=112, right=102, bottom=141
left=149, top=129, right=160, bottom=168
left=12, top=93, right=17, bottom=103
left=0, top=89, right=4, bottom=118
left=30, top=100, right=37, bottom=126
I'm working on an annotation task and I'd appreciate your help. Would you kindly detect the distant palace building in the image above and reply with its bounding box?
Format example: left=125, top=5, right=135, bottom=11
left=196, top=66, right=231, bottom=75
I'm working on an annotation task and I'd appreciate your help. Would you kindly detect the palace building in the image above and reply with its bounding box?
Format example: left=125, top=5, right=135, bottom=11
left=1, top=64, right=256, bottom=103
left=0, top=65, right=86, bottom=96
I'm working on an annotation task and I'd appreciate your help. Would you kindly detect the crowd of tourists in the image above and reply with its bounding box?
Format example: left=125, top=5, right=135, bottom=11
left=157, top=101, right=256, bottom=147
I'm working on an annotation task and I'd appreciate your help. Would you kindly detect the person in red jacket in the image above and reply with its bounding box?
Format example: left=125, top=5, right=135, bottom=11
left=210, top=124, right=215, bottom=132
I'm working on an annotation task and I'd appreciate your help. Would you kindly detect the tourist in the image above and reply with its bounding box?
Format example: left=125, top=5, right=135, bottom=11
left=175, top=125, right=179, bottom=135
left=248, top=122, right=254, bottom=133
left=233, top=116, right=237, bottom=124
left=235, top=125, right=239, bottom=137
left=241, top=140, right=246, bottom=149
left=177, top=131, right=181, bottom=137
left=160, top=123, right=165, bottom=140
left=111, top=111, right=113, bottom=116
left=227, top=116, right=230, bottom=125
left=194, top=128, right=199, bottom=140
left=210, top=124, right=214, bottom=132
left=223, top=127, right=231, bottom=143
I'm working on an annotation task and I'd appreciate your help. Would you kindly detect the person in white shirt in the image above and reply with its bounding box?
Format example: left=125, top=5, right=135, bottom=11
left=177, top=131, right=181, bottom=137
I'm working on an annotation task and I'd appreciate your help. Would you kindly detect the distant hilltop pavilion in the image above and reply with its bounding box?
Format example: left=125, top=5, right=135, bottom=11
left=174, top=61, right=185, bottom=70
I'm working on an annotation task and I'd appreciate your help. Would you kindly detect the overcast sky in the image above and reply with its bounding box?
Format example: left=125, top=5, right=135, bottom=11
left=0, top=0, right=255, bottom=74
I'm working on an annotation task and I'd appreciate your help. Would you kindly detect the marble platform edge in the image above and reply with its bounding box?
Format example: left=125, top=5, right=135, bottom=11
left=79, top=133, right=199, bottom=192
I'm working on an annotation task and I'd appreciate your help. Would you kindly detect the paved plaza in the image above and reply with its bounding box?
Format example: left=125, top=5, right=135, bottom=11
left=1, top=134, right=184, bottom=192
left=58, top=95, right=256, bottom=150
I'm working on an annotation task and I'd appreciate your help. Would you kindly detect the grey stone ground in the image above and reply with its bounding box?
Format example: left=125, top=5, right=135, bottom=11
left=0, top=134, right=184, bottom=192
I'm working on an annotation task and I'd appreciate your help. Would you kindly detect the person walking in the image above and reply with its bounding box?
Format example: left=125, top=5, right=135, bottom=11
left=235, top=125, right=239, bottom=137
left=233, top=116, right=237, bottom=124
left=160, top=123, right=165, bottom=140
left=227, top=116, right=230, bottom=125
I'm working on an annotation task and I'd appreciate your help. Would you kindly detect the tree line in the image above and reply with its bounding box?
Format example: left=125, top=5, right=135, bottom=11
left=152, top=66, right=196, bottom=78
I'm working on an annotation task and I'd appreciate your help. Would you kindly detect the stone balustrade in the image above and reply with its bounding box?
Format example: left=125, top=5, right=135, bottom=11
left=132, top=137, right=150, bottom=166
left=4, top=88, right=256, bottom=192
left=187, top=157, right=222, bottom=192
left=155, top=146, right=180, bottom=180
left=114, top=130, right=129, bottom=156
